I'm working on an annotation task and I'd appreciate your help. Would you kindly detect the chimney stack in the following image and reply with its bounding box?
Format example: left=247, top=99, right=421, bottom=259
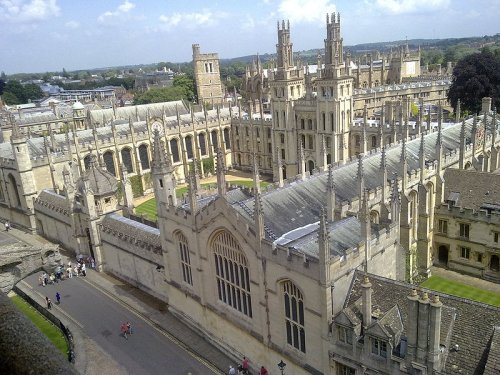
left=482, top=97, right=492, bottom=114
left=361, top=276, right=372, bottom=329
left=428, top=295, right=443, bottom=372
left=416, top=292, right=430, bottom=362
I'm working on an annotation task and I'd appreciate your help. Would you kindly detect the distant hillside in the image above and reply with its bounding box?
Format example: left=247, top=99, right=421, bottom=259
left=219, top=34, right=500, bottom=66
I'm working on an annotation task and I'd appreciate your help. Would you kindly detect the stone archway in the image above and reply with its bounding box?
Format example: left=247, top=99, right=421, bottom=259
left=438, top=245, right=448, bottom=265
left=491, top=255, right=499, bottom=272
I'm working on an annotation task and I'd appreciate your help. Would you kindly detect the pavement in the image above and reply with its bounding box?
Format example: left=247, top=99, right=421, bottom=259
left=3, top=226, right=234, bottom=375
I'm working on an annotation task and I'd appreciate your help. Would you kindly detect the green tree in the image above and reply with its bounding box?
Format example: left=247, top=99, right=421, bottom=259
left=0, top=79, right=5, bottom=96
left=134, top=86, right=189, bottom=104
left=448, top=50, right=500, bottom=113
left=62, top=68, right=69, bottom=78
left=173, top=74, right=195, bottom=100
left=23, top=83, right=44, bottom=101
left=2, top=91, right=19, bottom=105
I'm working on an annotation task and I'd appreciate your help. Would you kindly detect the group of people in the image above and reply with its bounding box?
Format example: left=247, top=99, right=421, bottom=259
left=229, top=357, right=267, bottom=375
left=120, top=322, right=133, bottom=339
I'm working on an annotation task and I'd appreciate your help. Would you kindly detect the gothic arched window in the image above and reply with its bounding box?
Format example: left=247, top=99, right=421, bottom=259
left=212, top=231, right=252, bottom=318
left=199, top=133, right=207, bottom=156
left=103, top=151, right=116, bottom=176
left=138, top=144, right=150, bottom=170
left=176, top=231, right=192, bottom=286
left=211, top=131, right=218, bottom=150
left=185, top=135, right=193, bottom=160
left=170, top=139, right=180, bottom=163
left=283, top=280, right=306, bottom=353
left=8, top=174, right=21, bottom=207
left=224, top=128, right=231, bottom=149
left=121, top=148, right=134, bottom=173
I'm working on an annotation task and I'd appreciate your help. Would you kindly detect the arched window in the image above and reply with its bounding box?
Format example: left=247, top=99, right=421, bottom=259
left=185, top=135, right=193, bottom=160
left=8, top=174, right=21, bottom=207
left=170, top=139, right=180, bottom=163
left=370, top=210, right=380, bottom=224
left=121, top=148, right=134, bottom=173
left=224, top=128, right=231, bottom=149
left=138, top=144, right=150, bottom=170
left=301, top=119, right=305, bottom=129
left=308, top=119, right=313, bottom=130
left=212, top=230, right=252, bottom=317
left=199, top=133, right=207, bottom=156
left=84, top=154, right=91, bottom=170
left=211, top=131, right=218, bottom=150
left=177, top=232, right=192, bottom=286
left=371, top=135, right=377, bottom=149
left=280, top=133, right=285, bottom=144
left=308, top=160, right=314, bottom=173
left=283, top=280, right=306, bottom=353
left=103, top=151, right=116, bottom=176
left=355, top=135, right=361, bottom=146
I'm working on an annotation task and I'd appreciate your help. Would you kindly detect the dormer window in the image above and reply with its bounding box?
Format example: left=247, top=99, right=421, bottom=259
left=338, top=325, right=353, bottom=345
left=371, top=337, right=387, bottom=358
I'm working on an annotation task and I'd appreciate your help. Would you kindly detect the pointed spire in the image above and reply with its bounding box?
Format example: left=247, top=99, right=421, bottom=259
left=216, top=147, right=226, bottom=196
left=327, top=165, right=336, bottom=221
left=252, top=152, right=261, bottom=195
left=254, top=190, right=265, bottom=240
left=357, top=154, right=364, bottom=199
left=10, top=113, right=23, bottom=140
left=419, top=132, right=426, bottom=183
left=187, top=171, right=198, bottom=214
left=276, top=146, right=284, bottom=188
left=390, top=175, right=401, bottom=225
left=318, top=207, right=330, bottom=285
left=151, top=129, right=172, bottom=172
left=299, top=141, right=306, bottom=180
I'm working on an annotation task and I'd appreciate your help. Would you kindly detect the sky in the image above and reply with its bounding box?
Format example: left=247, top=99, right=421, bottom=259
left=0, top=0, right=499, bottom=74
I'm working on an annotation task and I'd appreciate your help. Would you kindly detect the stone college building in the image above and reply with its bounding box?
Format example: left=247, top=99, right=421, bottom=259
left=0, top=13, right=499, bottom=375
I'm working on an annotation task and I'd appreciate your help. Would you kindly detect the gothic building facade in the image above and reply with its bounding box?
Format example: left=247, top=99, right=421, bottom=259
left=0, top=12, right=499, bottom=375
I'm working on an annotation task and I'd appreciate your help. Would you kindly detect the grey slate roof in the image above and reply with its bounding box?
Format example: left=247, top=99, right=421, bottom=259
left=229, top=114, right=500, bottom=245
left=76, top=157, right=117, bottom=197
left=443, top=168, right=500, bottom=210
left=484, top=327, right=500, bottom=375
left=101, top=214, right=161, bottom=250
left=89, top=101, right=189, bottom=125
left=345, top=271, right=500, bottom=375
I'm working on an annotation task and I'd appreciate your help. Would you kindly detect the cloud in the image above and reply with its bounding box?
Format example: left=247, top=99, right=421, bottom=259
left=277, top=0, right=336, bottom=24
left=0, top=0, right=60, bottom=22
left=98, top=0, right=135, bottom=22
left=372, top=0, right=450, bottom=14
left=158, top=9, right=227, bottom=31
left=65, top=20, right=79, bottom=29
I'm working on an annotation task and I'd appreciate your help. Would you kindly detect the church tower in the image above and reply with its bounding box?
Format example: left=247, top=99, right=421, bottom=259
left=315, top=13, right=354, bottom=163
left=269, top=20, right=305, bottom=181
left=192, top=44, right=224, bottom=106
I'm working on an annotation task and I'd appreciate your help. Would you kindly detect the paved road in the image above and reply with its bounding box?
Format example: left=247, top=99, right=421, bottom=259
left=22, top=272, right=217, bottom=375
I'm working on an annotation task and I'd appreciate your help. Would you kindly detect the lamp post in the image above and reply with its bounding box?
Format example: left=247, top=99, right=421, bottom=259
left=277, top=360, right=286, bottom=375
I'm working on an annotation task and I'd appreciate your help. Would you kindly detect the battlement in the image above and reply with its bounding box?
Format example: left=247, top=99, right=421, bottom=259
left=436, top=204, right=500, bottom=224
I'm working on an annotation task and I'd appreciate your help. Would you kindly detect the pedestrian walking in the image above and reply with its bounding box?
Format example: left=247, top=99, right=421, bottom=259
left=67, top=266, right=73, bottom=278
left=260, top=366, right=268, bottom=375
left=120, top=322, right=128, bottom=339
left=229, top=366, right=236, bottom=375
left=240, top=357, right=249, bottom=374
left=46, top=297, right=52, bottom=309
left=126, top=321, right=132, bottom=335
left=56, top=292, right=61, bottom=304
left=4, top=220, right=10, bottom=231
left=81, top=263, right=86, bottom=277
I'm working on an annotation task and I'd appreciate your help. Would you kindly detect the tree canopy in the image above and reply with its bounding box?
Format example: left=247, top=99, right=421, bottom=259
left=134, top=74, right=196, bottom=104
left=448, top=51, right=500, bottom=113
left=1, top=80, right=44, bottom=105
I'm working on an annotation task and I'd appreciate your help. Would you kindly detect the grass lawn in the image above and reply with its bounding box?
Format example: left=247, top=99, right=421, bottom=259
left=420, top=275, right=500, bottom=307
left=10, top=294, right=68, bottom=354
left=136, top=180, right=270, bottom=221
